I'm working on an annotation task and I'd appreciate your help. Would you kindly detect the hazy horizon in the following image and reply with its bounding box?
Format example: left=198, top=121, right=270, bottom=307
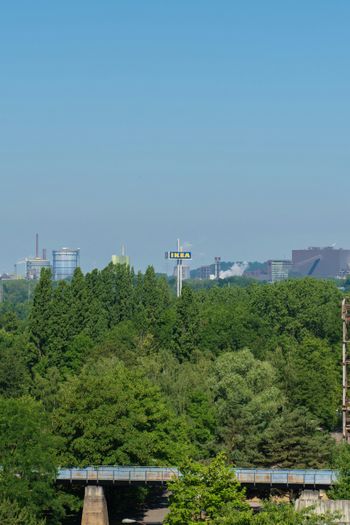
left=1, top=2, right=350, bottom=274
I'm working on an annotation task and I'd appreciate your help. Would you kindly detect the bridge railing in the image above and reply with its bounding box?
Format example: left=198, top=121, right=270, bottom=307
left=235, top=468, right=338, bottom=486
left=57, top=466, right=338, bottom=486
left=57, top=466, right=180, bottom=483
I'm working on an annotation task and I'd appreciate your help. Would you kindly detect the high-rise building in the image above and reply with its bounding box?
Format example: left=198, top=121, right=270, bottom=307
left=52, top=248, right=80, bottom=280
left=197, top=265, right=212, bottom=280
left=111, top=245, right=130, bottom=266
left=292, top=247, right=350, bottom=278
left=268, top=260, right=292, bottom=283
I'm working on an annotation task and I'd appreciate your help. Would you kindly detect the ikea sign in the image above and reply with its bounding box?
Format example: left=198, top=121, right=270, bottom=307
left=168, top=251, right=192, bottom=260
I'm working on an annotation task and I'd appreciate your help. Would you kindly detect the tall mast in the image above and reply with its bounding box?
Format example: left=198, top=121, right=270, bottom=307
left=176, top=238, right=183, bottom=298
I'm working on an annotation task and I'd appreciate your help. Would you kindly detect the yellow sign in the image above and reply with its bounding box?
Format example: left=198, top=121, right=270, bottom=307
left=169, top=251, right=192, bottom=260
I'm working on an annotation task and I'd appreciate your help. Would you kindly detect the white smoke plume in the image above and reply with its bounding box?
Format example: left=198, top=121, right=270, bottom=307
left=214, top=262, right=249, bottom=279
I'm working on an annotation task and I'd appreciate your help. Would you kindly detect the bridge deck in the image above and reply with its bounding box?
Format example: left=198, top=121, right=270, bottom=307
left=57, top=466, right=338, bottom=487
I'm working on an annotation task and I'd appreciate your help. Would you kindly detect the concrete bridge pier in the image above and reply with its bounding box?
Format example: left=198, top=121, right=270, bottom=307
left=81, top=486, right=109, bottom=525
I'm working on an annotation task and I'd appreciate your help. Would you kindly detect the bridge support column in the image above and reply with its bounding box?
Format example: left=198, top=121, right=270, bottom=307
left=81, top=486, right=109, bottom=525
left=298, top=490, right=321, bottom=501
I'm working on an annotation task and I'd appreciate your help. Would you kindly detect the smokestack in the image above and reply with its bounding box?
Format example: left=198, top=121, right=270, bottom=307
left=42, top=248, right=47, bottom=260
left=215, top=257, right=221, bottom=280
left=35, top=233, right=39, bottom=258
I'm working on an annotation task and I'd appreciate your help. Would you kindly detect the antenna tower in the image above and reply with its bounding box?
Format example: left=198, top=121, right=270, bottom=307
left=342, top=298, right=350, bottom=442
left=35, top=233, right=39, bottom=258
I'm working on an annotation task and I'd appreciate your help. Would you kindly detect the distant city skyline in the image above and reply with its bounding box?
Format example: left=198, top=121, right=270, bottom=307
left=1, top=2, right=350, bottom=273
left=4, top=233, right=350, bottom=278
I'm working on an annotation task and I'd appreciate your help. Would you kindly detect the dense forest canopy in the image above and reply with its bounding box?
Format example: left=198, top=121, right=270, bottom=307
left=0, top=264, right=347, bottom=523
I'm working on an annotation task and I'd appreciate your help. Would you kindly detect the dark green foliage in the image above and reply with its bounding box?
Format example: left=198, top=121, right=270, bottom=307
left=0, top=396, right=64, bottom=523
left=0, top=499, right=45, bottom=525
left=53, top=358, right=194, bottom=466
left=330, top=443, right=350, bottom=499
left=213, top=350, right=334, bottom=467
left=29, top=268, right=53, bottom=357
left=172, top=285, right=200, bottom=361
left=98, top=263, right=135, bottom=328
left=46, top=281, right=71, bottom=368
left=261, top=407, right=334, bottom=468
left=94, top=320, right=142, bottom=365
left=0, top=331, right=30, bottom=397
left=0, top=309, right=20, bottom=332
left=216, top=502, right=338, bottom=524
left=282, top=337, right=339, bottom=429
left=0, top=280, right=36, bottom=318
left=84, top=269, right=109, bottom=340
left=249, top=279, right=341, bottom=343
left=31, top=367, right=63, bottom=412
left=68, top=268, right=89, bottom=337
left=135, top=266, right=172, bottom=337
left=213, top=350, right=285, bottom=466
left=3, top=265, right=347, bottom=518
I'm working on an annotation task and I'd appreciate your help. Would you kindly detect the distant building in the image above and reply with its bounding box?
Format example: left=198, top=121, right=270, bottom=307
left=20, top=234, right=50, bottom=280
left=292, top=247, right=350, bottom=278
left=0, top=273, right=16, bottom=281
left=112, top=254, right=130, bottom=266
left=26, top=257, right=51, bottom=280
left=244, top=269, right=269, bottom=282
left=268, top=260, right=292, bottom=283
left=52, top=248, right=80, bottom=280
left=197, top=265, right=212, bottom=280
left=173, top=265, right=190, bottom=281
left=111, top=246, right=130, bottom=266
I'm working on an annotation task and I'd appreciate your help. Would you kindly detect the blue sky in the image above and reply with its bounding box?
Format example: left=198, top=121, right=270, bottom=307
left=1, top=1, right=350, bottom=273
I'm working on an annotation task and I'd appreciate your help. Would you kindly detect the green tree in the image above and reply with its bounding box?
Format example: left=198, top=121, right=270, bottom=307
left=139, top=350, right=217, bottom=458
left=113, top=263, right=134, bottom=322
left=46, top=280, right=71, bottom=369
left=249, top=279, right=341, bottom=344
left=31, top=367, right=63, bottom=412
left=165, top=453, right=248, bottom=524
left=216, top=502, right=337, bottom=525
left=213, top=350, right=285, bottom=466
left=84, top=269, right=109, bottom=340
left=28, top=268, right=53, bottom=358
left=261, top=407, right=334, bottom=468
left=134, top=267, right=172, bottom=338
left=286, top=336, right=339, bottom=429
left=0, top=330, right=29, bottom=397
left=0, top=309, right=20, bottom=332
left=95, top=320, right=142, bottom=366
left=53, top=357, right=193, bottom=466
left=63, top=333, right=94, bottom=374
left=68, top=267, right=89, bottom=336
left=330, top=443, right=350, bottom=499
left=197, top=286, right=254, bottom=355
left=0, top=396, right=64, bottom=523
left=172, top=286, right=200, bottom=361
left=0, top=499, right=45, bottom=525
